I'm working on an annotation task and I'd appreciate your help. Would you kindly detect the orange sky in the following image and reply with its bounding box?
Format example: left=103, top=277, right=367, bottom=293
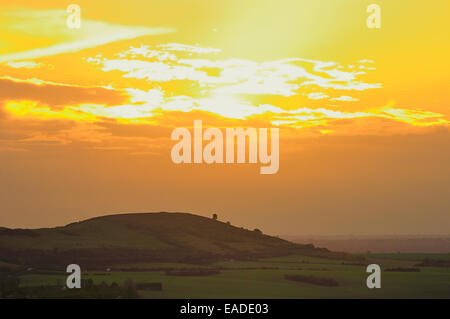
left=0, top=0, right=449, bottom=235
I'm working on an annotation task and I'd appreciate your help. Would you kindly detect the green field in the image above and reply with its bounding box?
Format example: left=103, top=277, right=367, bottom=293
left=13, top=253, right=450, bottom=299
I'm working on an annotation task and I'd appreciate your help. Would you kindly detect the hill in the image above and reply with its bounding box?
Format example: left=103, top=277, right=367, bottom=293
left=0, top=213, right=338, bottom=268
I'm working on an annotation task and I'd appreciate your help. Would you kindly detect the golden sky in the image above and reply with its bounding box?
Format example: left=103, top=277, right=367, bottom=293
left=0, top=0, right=449, bottom=235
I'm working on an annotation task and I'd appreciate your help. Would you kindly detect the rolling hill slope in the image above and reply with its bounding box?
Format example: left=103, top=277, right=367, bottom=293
left=0, top=212, right=334, bottom=267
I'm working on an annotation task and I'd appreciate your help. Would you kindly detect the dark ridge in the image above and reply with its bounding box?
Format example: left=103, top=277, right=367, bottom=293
left=0, top=227, right=39, bottom=237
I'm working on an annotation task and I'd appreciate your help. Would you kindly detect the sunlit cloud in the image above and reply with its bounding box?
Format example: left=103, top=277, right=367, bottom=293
left=0, top=8, right=175, bottom=63
left=158, top=43, right=221, bottom=54
left=330, top=96, right=359, bottom=102
left=0, top=23, right=447, bottom=150
left=2, top=39, right=446, bottom=139
left=0, top=77, right=128, bottom=109
left=5, top=61, right=43, bottom=69
left=87, top=44, right=382, bottom=100
left=306, top=92, right=329, bottom=100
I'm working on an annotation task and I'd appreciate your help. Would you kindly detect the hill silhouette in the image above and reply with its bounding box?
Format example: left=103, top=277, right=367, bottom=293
left=0, top=212, right=335, bottom=268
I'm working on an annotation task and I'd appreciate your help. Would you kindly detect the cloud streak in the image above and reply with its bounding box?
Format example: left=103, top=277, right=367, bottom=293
left=0, top=77, right=128, bottom=109
left=0, top=8, right=175, bottom=63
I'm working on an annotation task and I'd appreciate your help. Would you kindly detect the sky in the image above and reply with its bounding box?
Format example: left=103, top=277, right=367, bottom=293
left=0, top=0, right=449, bottom=235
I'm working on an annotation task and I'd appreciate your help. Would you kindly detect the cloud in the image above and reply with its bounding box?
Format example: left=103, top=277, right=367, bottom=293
left=375, top=107, right=449, bottom=126
left=76, top=44, right=445, bottom=130
left=1, top=37, right=446, bottom=140
left=88, top=45, right=381, bottom=98
left=157, top=43, right=221, bottom=54
left=5, top=61, right=43, bottom=69
left=0, top=77, right=128, bottom=109
left=0, top=8, right=175, bottom=63
left=306, top=92, right=329, bottom=100
left=329, top=96, right=359, bottom=102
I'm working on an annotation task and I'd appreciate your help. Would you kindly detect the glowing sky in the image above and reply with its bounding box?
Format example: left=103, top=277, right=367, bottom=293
left=0, top=0, right=449, bottom=234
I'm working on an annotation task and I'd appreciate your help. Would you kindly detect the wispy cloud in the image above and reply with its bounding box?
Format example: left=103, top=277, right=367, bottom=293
left=5, top=61, right=43, bottom=69
left=306, top=92, right=329, bottom=100
left=0, top=8, right=175, bottom=63
left=330, top=96, right=359, bottom=102
left=0, top=77, right=128, bottom=109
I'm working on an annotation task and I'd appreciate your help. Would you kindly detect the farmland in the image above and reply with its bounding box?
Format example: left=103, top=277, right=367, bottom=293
left=8, top=253, right=450, bottom=299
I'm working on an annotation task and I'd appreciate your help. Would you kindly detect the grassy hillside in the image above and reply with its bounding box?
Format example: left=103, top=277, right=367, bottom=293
left=0, top=213, right=343, bottom=267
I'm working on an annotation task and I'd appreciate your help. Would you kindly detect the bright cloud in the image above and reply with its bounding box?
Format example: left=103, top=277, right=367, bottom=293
left=1, top=39, right=447, bottom=139
left=87, top=45, right=381, bottom=99
left=158, top=43, right=221, bottom=54
left=306, top=92, right=329, bottom=100
left=329, top=96, right=359, bottom=102
left=5, top=61, right=43, bottom=69
left=0, top=8, right=175, bottom=63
